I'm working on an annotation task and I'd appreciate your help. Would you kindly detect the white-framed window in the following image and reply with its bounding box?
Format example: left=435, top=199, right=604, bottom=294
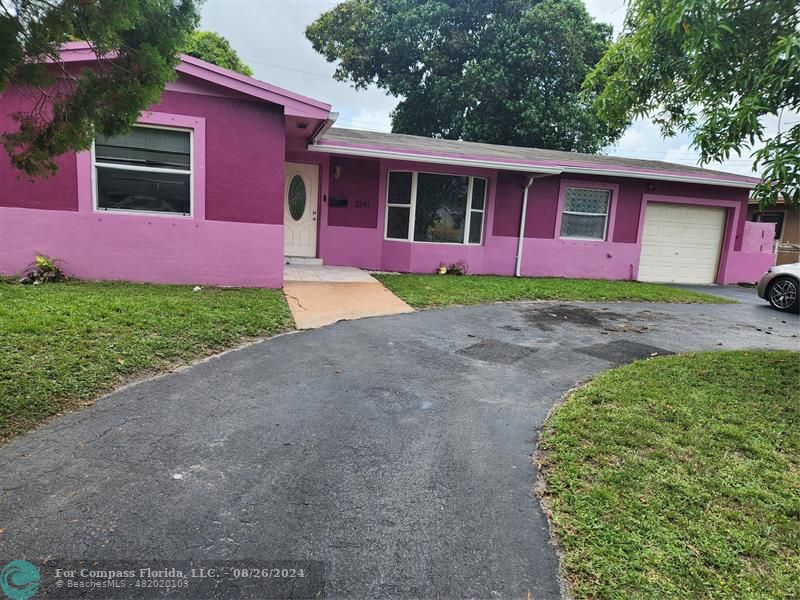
left=559, top=187, right=611, bottom=240
left=385, top=171, right=487, bottom=245
left=93, top=124, right=192, bottom=216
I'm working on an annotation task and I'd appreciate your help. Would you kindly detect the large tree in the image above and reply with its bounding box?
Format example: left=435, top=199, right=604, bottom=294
left=585, top=0, right=799, bottom=206
left=306, top=0, right=623, bottom=153
left=0, top=0, right=200, bottom=176
left=182, top=30, right=253, bottom=76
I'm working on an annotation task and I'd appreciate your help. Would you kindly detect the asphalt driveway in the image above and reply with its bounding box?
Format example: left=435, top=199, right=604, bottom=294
left=1, top=300, right=797, bottom=599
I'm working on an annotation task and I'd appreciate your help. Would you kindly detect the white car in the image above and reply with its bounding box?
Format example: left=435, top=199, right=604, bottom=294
left=757, top=263, right=800, bottom=313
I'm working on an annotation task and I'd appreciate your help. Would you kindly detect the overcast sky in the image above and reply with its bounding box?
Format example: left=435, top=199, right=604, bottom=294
left=199, top=0, right=763, bottom=176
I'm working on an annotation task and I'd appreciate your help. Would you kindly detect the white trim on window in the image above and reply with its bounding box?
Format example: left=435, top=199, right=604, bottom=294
left=92, top=123, right=194, bottom=218
left=466, top=177, right=486, bottom=245
left=384, top=169, right=487, bottom=245
left=463, top=178, right=474, bottom=244
left=408, top=172, right=419, bottom=241
left=384, top=171, right=414, bottom=240
left=559, top=186, right=612, bottom=241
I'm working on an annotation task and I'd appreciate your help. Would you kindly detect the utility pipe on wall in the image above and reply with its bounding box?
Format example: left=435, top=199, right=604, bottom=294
left=515, top=175, right=536, bottom=277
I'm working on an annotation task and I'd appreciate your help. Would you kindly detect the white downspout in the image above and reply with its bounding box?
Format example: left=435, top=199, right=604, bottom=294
left=515, top=176, right=535, bottom=277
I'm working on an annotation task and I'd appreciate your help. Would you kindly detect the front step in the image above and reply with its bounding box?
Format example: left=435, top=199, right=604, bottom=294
left=285, top=256, right=323, bottom=266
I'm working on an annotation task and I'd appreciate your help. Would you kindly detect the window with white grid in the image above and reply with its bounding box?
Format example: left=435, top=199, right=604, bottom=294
left=385, top=171, right=487, bottom=244
left=559, top=187, right=611, bottom=240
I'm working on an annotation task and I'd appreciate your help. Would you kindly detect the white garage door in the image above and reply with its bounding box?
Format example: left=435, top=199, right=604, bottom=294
left=638, top=203, right=726, bottom=284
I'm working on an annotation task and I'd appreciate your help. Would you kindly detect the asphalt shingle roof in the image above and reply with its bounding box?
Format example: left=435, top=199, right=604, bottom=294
left=318, top=128, right=758, bottom=185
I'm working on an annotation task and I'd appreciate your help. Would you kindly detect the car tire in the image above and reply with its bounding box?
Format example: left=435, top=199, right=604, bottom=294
left=767, top=276, right=800, bottom=313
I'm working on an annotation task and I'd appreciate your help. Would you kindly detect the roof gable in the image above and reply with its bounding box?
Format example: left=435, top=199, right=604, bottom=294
left=56, top=42, right=331, bottom=120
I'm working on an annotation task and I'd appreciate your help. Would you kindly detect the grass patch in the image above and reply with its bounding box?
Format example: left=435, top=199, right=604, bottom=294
left=0, top=280, right=293, bottom=440
left=539, top=350, right=800, bottom=599
left=373, top=274, right=732, bottom=308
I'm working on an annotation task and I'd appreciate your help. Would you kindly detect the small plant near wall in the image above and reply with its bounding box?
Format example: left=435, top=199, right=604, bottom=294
left=20, top=254, right=66, bottom=285
left=435, top=261, right=467, bottom=276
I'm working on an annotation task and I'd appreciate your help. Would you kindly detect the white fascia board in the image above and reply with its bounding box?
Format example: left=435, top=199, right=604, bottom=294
left=307, top=144, right=562, bottom=175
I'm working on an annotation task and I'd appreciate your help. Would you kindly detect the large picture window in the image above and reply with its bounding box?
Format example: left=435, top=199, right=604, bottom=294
left=94, top=125, right=192, bottom=216
left=559, top=187, right=611, bottom=240
left=385, top=171, right=487, bottom=244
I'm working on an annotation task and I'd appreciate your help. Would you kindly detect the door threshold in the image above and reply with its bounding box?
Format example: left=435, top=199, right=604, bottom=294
left=285, top=256, right=323, bottom=266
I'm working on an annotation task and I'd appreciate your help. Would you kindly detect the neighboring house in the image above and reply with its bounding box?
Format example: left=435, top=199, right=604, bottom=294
left=0, top=43, right=776, bottom=288
left=748, top=198, right=799, bottom=265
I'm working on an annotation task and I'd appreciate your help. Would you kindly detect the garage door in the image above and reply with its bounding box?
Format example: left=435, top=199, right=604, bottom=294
left=638, top=203, right=726, bottom=284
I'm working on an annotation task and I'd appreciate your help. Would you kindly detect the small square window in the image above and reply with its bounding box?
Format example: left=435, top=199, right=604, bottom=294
left=560, top=187, right=611, bottom=240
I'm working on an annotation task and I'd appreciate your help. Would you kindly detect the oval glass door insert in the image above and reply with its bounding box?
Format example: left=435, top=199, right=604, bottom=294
left=288, top=175, right=307, bottom=221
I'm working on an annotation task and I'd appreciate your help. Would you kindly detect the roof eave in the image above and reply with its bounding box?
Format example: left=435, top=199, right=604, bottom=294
left=307, top=143, right=562, bottom=175
left=176, top=54, right=331, bottom=118
left=559, top=166, right=758, bottom=189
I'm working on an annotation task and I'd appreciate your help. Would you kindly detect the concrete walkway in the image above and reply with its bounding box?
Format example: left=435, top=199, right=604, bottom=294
left=284, top=265, right=414, bottom=329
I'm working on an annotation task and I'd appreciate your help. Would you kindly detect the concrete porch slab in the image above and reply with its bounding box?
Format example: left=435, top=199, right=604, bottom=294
left=284, top=266, right=414, bottom=329
left=284, top=264, right=375, bottom=283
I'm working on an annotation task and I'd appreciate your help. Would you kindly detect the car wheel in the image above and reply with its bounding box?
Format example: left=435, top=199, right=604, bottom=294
left=767, top=276, right=799, bottom=313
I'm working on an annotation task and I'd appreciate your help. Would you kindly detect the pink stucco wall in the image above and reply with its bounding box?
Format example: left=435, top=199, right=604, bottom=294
left=327, top=157, right=380, bottom=228
left=741, top=221, right=776, bottom=253
left=0, top=68, right=772, bottom=288
left=719, top=221, right=776, bottom=284
left=491, top=173, right=751, bottom=248
left=0, top=88, right=78, bottom=212
left=0, top=208, right=283, bottom=287
left=0, top=79, right=287, bottom=287
left=316, top=156, right=772, bottom=284
left=144, top=90, right=285, bottom=225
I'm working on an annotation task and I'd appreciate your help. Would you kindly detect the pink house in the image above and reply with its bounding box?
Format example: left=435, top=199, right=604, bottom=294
left=0, top=45, right=776, bottom=288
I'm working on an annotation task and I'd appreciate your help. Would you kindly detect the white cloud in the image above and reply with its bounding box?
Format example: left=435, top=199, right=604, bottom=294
left=335, top=108, right=393, bottom=132
left=583, top=0, right=627, bottom=35
left=198, top=0, right=787, bottom=179
left=605, top=119, right=755, bottom=174
left=199, top=0, right=396, bottom=128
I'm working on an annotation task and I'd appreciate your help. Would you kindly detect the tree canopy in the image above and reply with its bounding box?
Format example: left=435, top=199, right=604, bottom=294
left=585, top=0, right=800, bottom=206
left=306, top=0, right=624, bottom=153
left=0, top=0, right=200, bottom=176
left=182, top=30, right=253, bottom=76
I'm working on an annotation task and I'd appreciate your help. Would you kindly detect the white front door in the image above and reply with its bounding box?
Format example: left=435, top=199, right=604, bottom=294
left=284, top=162, right=319, bottom=258
left=638, top=203, right=726, bottom=284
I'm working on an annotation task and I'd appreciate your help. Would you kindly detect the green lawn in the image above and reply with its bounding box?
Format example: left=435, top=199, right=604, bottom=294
left=373, top=274, right=732, bottom=308
left=539, top=350, right=800, bottom=599
left=0, top=280, right=293, bottom=441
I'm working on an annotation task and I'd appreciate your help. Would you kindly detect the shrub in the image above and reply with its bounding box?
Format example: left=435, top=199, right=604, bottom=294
left=435, top=260, right=467, bottom=276
left=20, top=254, right=66, bottom=285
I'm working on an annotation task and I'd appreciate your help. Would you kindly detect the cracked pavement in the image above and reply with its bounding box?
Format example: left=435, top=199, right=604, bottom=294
left=0, top=290, right=798, bottom=599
